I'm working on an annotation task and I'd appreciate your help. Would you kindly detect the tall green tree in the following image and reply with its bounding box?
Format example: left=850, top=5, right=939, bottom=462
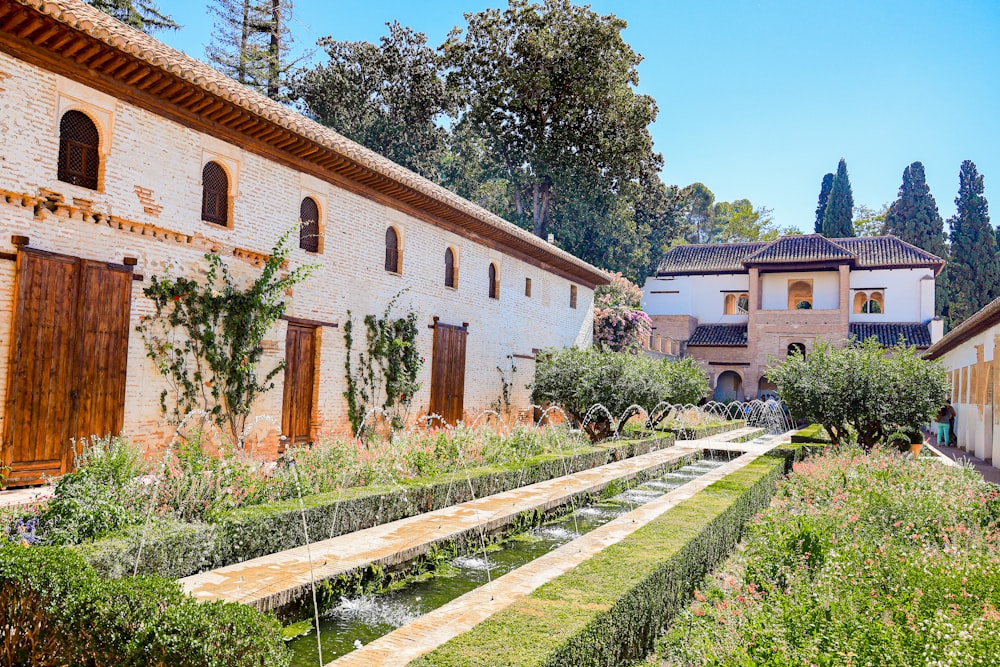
left=294, top=22, right=457, bottom=181
left=714, top=200, right=797, bottom=243
left=814, top=172, right=834, bottom=233
left=884, top=162, right=948, bottom=257
left=822, top=159, right=855, bottom=238
left=948, top=160, right=999, bottom=326
left=207, top=0, right=295, bottom=100
left=86, top=0, right=177, bottom=33
left=680, top=182, right=716, bottom=243
left=443, top=0, right=660, bottom=240
left=852, top=203, right=888, bottom=237
left=884, top=161, right=950, bottom=319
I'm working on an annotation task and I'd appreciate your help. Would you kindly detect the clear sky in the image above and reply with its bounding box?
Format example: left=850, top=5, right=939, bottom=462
left=155, top=0, right=1000, bottom=233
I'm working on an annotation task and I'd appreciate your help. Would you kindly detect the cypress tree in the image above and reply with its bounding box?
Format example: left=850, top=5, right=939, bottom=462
left=948, top=160, right=1000, bottom=326
left=822, top=158, right=855, bottom=237
left=814, top=172, right=833, bottom=233
left=884, top=161, right=950, bottom=318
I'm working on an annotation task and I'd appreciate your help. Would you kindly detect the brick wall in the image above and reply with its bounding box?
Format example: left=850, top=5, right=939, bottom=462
left=0, top=52, right=595, bottom=459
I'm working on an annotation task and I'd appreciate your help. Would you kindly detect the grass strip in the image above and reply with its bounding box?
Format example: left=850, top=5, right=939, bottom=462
left=410, top=455, right=784, bottom=667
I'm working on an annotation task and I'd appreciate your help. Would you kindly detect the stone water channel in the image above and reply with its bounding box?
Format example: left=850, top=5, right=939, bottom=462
left=286, top=454, right=733, bottom=666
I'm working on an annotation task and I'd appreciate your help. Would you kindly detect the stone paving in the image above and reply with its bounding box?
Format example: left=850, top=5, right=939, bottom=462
left=180, top=427, right=766, bottom=613
left=0, top=484, right=53, bottom=508
left=328, top=431, right=789, bottom=667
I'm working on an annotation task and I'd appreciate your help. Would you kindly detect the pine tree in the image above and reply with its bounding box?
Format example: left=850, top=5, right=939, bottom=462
left=884, top=161, right=950, bottom=319
left=206, top=0, right=295, bottom=100
left=821, top=159, right=855, bottom=237
left=814, top=172, right=833, bottom=233
left=86, top=0, right=177, bottom=33
left=948, top=160, right=1000, bottom=326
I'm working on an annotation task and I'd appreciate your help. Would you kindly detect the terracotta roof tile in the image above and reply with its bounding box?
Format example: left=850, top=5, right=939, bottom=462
left=687, top=324, right=748, bottom=347
left=849, top=322, right=933, bottom=348
left=744, top=234, right=854, bottom=265
left=656, top=235, right=944, bottom=276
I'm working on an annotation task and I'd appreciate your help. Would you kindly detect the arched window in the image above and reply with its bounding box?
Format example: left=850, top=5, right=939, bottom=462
left=299, top=197, right=320, bottom=252
left=864, top=291, right=884, bottom=314
left=201, top=161, right=229, bottom=226
left=488, top=263, right=499, bottom=300
left=58, top=110, right=100, bottom=190
left=385, top=227, right=400, bottom=273
left=853, top=291, right=867, bottom=313
left=570, top=285, right=578, bottom=309
left=724, top=293, right=750, bottom=315
left=787, top=280, right=813, bottom=310
left=724, top=293, right=736, bottom=314
left=788, top=342, right=806, bottom=358
left=444, top=247, right=457, bottom=288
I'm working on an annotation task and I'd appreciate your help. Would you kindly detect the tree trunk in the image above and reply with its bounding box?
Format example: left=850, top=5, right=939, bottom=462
left=267, top=0, right=281, bottom=99
left=532, top=179, right=552, bottom=238
left=238, top=0, right=251, bottom=85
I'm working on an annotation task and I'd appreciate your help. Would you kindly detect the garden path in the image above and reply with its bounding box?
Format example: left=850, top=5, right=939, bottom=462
left=326, top=430, right=790, bottom=667
left=179, top=428, right=767, bottom=614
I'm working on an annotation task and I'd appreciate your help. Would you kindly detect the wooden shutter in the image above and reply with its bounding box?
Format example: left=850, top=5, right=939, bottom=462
left=3, top=249, right=132, bottom=486
left=202, top=161, right=229, bottom=226
left=282, top=323, right=317, bottom=447
left=58, top=110, right=100, bottom=190
left=429, top=323, right=467, bottom=426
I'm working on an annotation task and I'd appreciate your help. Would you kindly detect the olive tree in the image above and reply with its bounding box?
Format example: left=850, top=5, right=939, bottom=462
left=531, top=347, right=708, bottom=441
left=766, top=337, right=948, bottom=448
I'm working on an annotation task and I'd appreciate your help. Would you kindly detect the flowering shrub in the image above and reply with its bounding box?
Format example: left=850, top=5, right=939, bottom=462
left=657, top=448, right=1000, bottom=666
left=593, top=272, right=652, bottom=354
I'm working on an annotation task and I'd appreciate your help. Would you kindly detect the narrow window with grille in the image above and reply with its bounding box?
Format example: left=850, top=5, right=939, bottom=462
left=385, top=227, right=400, bottom=272
left=445, top=247, right=456, bottom=288
left=489, top=263, right=499, bottom=300
left=57, top=110, right=100, bottom=190
left=299, top=197, right=320, bottom=252
left=201, top=161, right=229, bottom=226
left=525, top=277, right=532, bottom=297
left=570, top=284, right=578, bottom=309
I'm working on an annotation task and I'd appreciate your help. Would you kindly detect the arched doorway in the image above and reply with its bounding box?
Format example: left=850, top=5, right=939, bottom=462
left=713, top=370, right=743, bottom=402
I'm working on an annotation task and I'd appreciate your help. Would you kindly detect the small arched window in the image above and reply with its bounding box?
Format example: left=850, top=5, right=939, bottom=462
left=201, top=161, right=229, bottom=226
left=570, top=285, right=578, bottom=309
left=445, top=247, right=457, bottom=288
left=385, top=227, right=400, bottom=273
left=853, top=291, right=868, bottom=313
left=737, top=294, right=749, bottom=314
left=724, top=293, right=736, bottom=314
left=58, top=110, right=100, bottom=190
left=787, top=280, right=813, bottom=310
left=488, top=263, right=499, bottom=300
left=788, top=343, right=806, bottom=358
left=864, top=291, right=884, bottom=314
left=299, top=197, right=320, bottom=252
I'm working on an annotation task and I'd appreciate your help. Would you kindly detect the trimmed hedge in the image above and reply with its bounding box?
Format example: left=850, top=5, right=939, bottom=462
left=0, top=544, right=288, bottom=666
left=790, top=423, right=832, bottom=444
left=662, top=420, right=746, bottom=440
left=411, top=455, right=784, bottom=667
left=77, top=435, right=677, bottom=579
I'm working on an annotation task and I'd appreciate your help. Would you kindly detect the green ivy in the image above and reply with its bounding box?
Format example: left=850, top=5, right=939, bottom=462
left=137, top=228, right=316, bottom=444
left=343, top=291, right=423, bottom=437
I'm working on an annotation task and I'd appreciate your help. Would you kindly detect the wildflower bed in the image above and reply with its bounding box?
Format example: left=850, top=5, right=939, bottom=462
left=655, top=448, right=1000, bottom=666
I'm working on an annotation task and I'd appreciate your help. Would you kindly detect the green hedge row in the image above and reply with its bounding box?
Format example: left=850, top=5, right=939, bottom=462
left=77, top=435, right=677, bottom=579
left=411, top=455, right=784, bottom=667
left=0, top=544, right=288, bottom=666
left=662, top=419, right=747, bottom=440
left=790, top=423, right=833, bottom=444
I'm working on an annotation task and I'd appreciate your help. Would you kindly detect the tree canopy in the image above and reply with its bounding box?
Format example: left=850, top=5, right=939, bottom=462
left=948, top=160, right=999, bottom=326
left=86, top=0, right=177, bottom=33
left=207, top=0, right=296, bottom=100
left=821, top=159, right=855, bottom=237
left=294, top=22, right=457, bottom=181
left=814, top=172, right=833, bottom=234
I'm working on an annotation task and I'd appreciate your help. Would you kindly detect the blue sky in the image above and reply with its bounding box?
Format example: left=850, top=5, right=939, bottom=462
left=156, top=0, right=1000, bottom=233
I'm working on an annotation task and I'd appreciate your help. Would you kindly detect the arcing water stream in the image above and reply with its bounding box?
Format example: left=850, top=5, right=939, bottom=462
left=286, top=454, right=732, bottom=665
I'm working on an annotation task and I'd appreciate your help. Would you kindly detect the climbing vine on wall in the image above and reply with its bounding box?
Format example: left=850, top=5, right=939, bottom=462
left=344, top=292, right=424, bottom=437
left=137, top=228, right=316, bottom=445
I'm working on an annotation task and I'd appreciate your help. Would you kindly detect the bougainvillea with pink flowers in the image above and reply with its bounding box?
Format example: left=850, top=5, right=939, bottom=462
left=593, top=272, right=652, bottom=354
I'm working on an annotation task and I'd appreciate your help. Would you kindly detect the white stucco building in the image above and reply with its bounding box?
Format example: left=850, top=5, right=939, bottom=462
left=0, top=0, right=606, bottom=486
left=641, top=234, right=945, bottom=401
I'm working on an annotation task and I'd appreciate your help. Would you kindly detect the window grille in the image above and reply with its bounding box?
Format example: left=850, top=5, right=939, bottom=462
left=489, top=263, right=499, bottom=299
left=299, top=197, right=320, bottom=252
left=58, top=110, right=100, bottom=190
left=445, top=248, right=456, bottom=287
left=201, top=162, right=229, bottom=226
left=385, top=227, right=400, bottom=272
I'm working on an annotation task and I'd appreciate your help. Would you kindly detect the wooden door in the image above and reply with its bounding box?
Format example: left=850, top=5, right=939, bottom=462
left=429, top=323, right=467, bottom=426
left=3, top=249, right=133, bottom=487
left=282, top=322, right=316, bottom=447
